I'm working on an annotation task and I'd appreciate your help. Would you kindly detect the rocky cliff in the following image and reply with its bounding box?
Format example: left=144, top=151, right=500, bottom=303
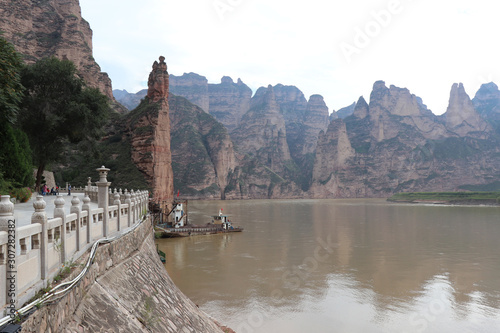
left=0, top=0, right=113, bottom=99
left=115, top=75, right=500, bottom=199
left=231, top=85, right=291, bottom=174
left=208, top=76, right=252, bottom=132
left=127, top=57, right=174, bottom=202
left=310, top=81, right=500, bottom=197
left=113, top=89, right=147, bottom=111
left=442, top=83, right=491, bottom=137
left=170, top=73, right=210, bottom=113
left=169, top=93, right=237, bottom=199
left=473, top=82, right=500, bottom=131
left=300, top=94, right=330, bottom=155
left=336, top=102, right=356, bottom=119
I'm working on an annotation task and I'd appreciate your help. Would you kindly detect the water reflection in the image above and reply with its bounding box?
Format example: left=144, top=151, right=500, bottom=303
left=156, top=199, right=500, bottom=332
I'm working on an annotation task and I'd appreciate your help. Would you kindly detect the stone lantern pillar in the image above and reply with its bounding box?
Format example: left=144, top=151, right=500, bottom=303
left=96, top=166, right=111, bottom=237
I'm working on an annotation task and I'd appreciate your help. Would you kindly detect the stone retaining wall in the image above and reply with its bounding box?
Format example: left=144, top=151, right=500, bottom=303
left=20, top=217, right=224, bottom=332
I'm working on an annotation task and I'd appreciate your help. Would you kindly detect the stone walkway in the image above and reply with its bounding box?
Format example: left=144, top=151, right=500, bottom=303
left=12, top=192, right=98, bottom=228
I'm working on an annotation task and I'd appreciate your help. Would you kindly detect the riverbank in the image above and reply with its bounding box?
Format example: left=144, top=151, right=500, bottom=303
left=387, top=191, right=500, bottom=205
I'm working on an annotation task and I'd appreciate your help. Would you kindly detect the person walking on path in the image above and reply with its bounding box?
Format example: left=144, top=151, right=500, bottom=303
left=68, top=184, right=71, bottom=196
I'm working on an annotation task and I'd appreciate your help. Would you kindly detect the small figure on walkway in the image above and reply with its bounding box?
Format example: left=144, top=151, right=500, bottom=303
left=50, top=187, right=56, bottom=195
left=68, top=184, right=71, bottom=196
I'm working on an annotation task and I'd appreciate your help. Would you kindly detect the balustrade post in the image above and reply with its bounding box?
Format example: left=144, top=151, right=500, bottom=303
left=70, top=196, right=81, bottom=252
left=113, top=190, right=121, bottom=231
left=0, top=195, right=17, bottom=309
left=82, top=195, right=91, bottom=243
left=125, top=191, right=132, bottom=227
left=96, top=166, right=111, bottom=237
left=131, top=190, right=136, bottom=224
left=53, top=194, right=67, bottom=263
left=85, top=177, right=92, bottom=196
left=31, top=196, right=48, bottom=281
left=0, top=195, right=14, bottom=232
left=108, top=188, right=113, bottom=206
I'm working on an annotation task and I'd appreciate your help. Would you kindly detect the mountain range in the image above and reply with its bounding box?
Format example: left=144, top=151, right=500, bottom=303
left=2, top=0, right=500, bottom=199
left=115, top=76, right=500, bottom=199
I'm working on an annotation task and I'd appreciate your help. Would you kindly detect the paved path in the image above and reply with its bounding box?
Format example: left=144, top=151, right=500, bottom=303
left=12, top=192, right=98, bottom=228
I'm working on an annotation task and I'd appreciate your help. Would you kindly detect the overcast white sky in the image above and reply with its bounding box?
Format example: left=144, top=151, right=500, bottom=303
left=80, top=0, right=500, bottom=115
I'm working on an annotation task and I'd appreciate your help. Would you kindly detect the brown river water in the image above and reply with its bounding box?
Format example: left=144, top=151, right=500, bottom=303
left=156, top=199, right=500, bottom=332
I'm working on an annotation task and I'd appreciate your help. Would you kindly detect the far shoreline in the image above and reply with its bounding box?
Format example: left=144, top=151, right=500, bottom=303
left=387, top=191, right=500, bottom=206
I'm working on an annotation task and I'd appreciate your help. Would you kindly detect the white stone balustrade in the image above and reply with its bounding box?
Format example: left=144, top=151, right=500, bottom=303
left=0, top=167, right=149, bottom=316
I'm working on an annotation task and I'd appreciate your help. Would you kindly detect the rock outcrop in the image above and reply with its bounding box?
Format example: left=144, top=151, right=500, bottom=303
left=310, top=119, right=355, bottom=197
left=300, top=94, right=330, bottom=155
left=472, top=82, right=500, bottom=127
left=336, top=102, right=356, bottom=119
left=169, top=94, right=237, bottom=199
left=352, top=96, right=369, bottom=119
left=311, top=81, right=500, bottom=198
left=112, top=73, right=500, bottom=199
left=208, top=77, right=252, bottom=132
left=231, top=85, right=291, bottom=174
left=113, top=89, right=147, bottom=111
left=170, top=73, right=209, bottom=112
left=128, top=57, right=174, bottom=202
left=0, top=0, right=113, bottom=99
left=442, top=83, right=491, bottom=137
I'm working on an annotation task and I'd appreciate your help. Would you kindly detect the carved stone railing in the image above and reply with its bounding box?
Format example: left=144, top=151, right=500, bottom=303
left=0, top=166, right=149, bottom=316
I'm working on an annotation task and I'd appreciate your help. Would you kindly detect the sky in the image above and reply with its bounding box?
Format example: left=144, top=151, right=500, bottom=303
left=80, top=0, right=500, bottom=115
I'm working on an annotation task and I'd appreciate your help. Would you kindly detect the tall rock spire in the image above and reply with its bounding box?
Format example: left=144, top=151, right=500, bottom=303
left=149, top=56, right=174, bottom=202
left=147, top=56, right=169, bottom=103
left=129, top=56, right=174, bottom=203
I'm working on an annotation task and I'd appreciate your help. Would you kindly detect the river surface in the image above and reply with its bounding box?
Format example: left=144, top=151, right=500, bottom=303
left=156, top=199, right=500, bottom=332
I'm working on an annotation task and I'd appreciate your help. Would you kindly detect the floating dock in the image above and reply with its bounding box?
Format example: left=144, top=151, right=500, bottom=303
left=155, top=224, right=243, bottom=238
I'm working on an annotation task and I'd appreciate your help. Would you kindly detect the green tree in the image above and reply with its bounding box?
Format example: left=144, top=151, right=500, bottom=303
left=19, top=57, right=110, bottom=191
left=0, top=36, right=24, bottom=124
left=0, top=36, right=33, bottom=192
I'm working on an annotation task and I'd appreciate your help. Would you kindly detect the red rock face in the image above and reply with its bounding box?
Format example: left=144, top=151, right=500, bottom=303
left=130, top=57, right=174, bottom=203
left=147, top=56, right=169, bottom=103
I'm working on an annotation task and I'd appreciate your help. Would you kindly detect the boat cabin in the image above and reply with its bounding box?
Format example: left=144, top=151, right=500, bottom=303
left=173, top=203, right=185, bottom=228
left=212, top=209, right=234, bottom=230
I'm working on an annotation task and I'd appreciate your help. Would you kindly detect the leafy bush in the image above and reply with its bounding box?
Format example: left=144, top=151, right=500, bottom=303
left=9, top=187, right=32, bottom=203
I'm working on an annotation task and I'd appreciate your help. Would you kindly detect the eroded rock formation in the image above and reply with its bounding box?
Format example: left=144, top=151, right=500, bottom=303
left=169, top=94, right=237, bottom=199
left=208, top=77, right=252, bottom=132
left=170, top=73, right=209, bottom=112
left=443, top=83, right=491, bottom=137
left=310, top=81, right=500, bottom=198
left=0, top=0, right=113, bottom=99
left=128, top=56, right=174, bottom=202
left=231, top=85, right=291, bottom=174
